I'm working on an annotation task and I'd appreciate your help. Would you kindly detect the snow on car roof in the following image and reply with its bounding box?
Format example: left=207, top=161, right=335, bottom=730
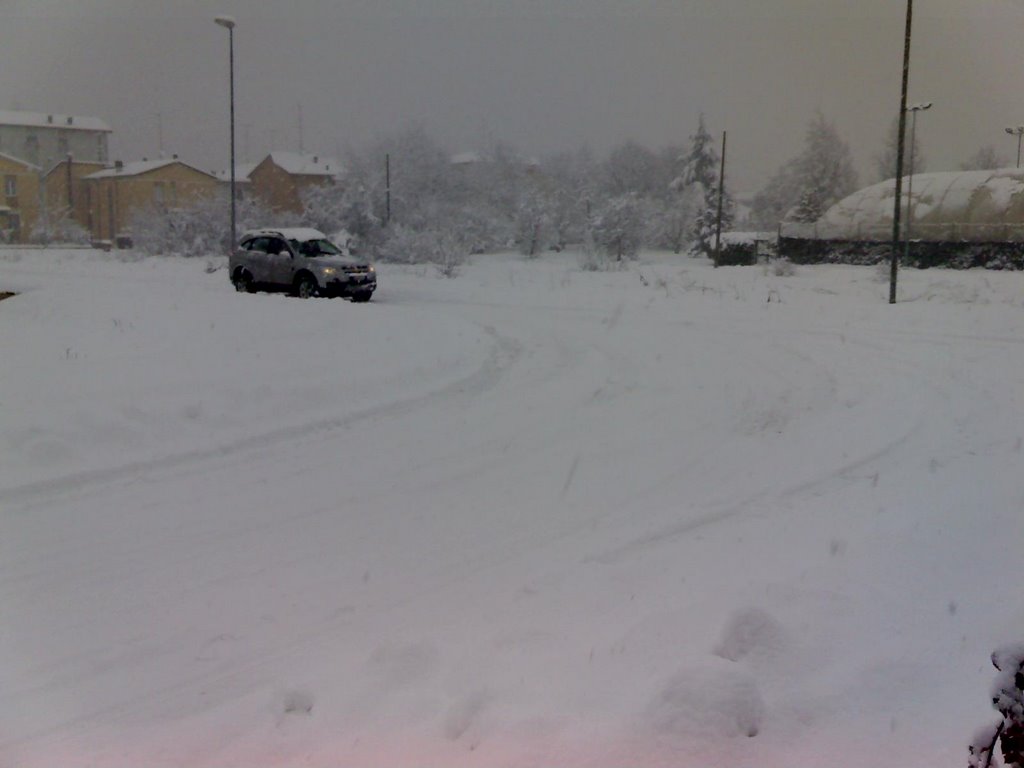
left=244, top=227, right=327, bottom=242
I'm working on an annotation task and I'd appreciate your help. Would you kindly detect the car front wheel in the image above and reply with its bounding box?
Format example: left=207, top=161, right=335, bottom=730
left=350, top=290, right=373, bottom=303
left=233, top=270, right=254, bottom=293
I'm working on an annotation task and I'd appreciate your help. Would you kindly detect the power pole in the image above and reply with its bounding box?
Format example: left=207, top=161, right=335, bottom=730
left=889, top=0, right=914, bottom=305
left=385, top=153, right=391, bottom=226
left=297, top=103, right=304, bottom=154
left=713, top=130, right=727, bottom=268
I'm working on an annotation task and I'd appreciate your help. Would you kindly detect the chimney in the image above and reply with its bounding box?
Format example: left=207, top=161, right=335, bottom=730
left=313, top=156, right=318, bottom=164
left=47, top=114, right=54, bottom=124
left=142, top=157, right=148, bottom=162
left=66, top=116, right=74, bottom=126
left=172, top=153, right=178, bottom=160
left=115, top=160, right=123, bottom=172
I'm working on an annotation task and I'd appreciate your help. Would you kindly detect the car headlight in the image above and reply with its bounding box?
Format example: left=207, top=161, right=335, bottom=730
left=369, top=266, right=375, bottom=272
left=320, top=267, right=336, bottom=276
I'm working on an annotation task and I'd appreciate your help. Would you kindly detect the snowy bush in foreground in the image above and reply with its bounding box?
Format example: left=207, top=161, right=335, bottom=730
left=969, top=645, right=1024, bottom=768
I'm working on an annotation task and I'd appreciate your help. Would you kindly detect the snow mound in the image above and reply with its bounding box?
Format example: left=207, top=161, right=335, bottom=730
left=645, top=663, right=765, bottom=740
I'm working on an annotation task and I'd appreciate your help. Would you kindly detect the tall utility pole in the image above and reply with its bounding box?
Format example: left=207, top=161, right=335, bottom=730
left=889, top=0, right=914, bottom=305
left=297, top=103, right=304, bottom=154
left=385, top=153, right=391, bottom=226
left=215, top=15, right=237, bottom=256
left=713, top=130, right=727, bottom=268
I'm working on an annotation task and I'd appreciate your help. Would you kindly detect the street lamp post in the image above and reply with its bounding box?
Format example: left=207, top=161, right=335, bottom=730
left=215, top=15, right=237, bottom=256
left=1005, top=126, right=1024, bottom=168
left=904, top=102, right=931, bottom=265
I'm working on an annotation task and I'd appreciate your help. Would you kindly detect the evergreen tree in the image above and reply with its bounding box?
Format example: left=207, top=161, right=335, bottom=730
left=680, top=115, right=734, bottom=256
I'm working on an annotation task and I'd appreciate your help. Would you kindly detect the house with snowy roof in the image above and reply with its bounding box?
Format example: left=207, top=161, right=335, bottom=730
left=247, top=151, right=341, bottom=214
left=42, top=157, right=108, bottom=239
left=0, top=110, right=111, bottom=171
left=82, top=157, right=220, bottom=244
left=215, top=161, right=259, bottom=199
left=0, top=151, right=41, bottom=243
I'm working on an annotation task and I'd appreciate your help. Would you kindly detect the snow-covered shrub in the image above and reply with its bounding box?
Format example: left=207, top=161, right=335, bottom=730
left=969, top=645, right=1024, bottom=768
left=376, top=224, right=467, bottom=276
left=131, top=192, right=285, bottom=257
left=592, top=194, right=643, bottom=262
left=516, top=188, right=553, bottom=257
left=30, top=211, right=90, bottom=245
left=771, top=260, right=797, bottom=277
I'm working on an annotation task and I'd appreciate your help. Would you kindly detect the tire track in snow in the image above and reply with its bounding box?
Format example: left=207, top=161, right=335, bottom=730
left=0, top=325, right=521, bottom=511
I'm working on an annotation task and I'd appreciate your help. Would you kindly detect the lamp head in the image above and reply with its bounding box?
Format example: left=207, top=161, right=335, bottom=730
left=215, top=15, right=236, bottom=29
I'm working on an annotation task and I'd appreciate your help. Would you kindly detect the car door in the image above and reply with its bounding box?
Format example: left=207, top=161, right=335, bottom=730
left=265, top=237, right=294, bottom=287
left=243, top=236, right=271, bottom=283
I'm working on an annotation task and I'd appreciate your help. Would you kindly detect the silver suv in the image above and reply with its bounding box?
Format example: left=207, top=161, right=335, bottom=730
left=229, top=227, right=376, bottom=302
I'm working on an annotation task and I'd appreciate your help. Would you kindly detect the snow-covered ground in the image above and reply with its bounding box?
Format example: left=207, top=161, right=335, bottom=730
left=1, top=248, right=1022, bottom=767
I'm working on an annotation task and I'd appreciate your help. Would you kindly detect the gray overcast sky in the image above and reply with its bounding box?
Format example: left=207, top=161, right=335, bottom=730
left=4, top=0, right=1024, bottom=196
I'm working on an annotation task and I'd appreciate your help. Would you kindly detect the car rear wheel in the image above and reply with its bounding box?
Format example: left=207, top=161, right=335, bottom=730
left=294, top=274, right=318, bottom=299
left=350, top=291, right=373, bottom=303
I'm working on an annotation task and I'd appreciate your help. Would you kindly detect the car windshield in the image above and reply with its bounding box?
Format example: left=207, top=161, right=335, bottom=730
left=293, top=238, right=342, bottom=257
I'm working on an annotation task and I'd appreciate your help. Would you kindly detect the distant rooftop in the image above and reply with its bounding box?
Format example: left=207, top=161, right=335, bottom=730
left=85, top=158, right=216, bottom=180
left=451, top=151, right=483, bottom=165
left=0, top=150, right=40, bottom=170
left=0, top=110, right=112, bottom=133
left=264, top=151, right=341, bottom=176
left=216, top=162, right=258, bottom=183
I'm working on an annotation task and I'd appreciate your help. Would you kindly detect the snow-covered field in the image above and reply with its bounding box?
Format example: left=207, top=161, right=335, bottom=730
left=1, top=248, right=1022, bottom=767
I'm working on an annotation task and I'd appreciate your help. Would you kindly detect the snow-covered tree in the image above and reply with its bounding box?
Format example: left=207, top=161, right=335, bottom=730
left=786, top=112, right=858, bottom=223
left=679, top=115, right=734, bottom=255
left=30, top=207, right=90, bottom=245
left=960, top=145, right=1006, bottom=171
left=299, top=180, right=347, bottom=235
left=592, top=193, right=644, bottom=261
left=131, top=191, right=284, bottom=257
left=646, top=183, right=703, bottom=253
left=749, top=162, right=801, bottom=230
left=970, top=646, right=1024, bottom=768
left=874, top=115, right=926, bottom=183
left=515, top=186, right=553, bottom=257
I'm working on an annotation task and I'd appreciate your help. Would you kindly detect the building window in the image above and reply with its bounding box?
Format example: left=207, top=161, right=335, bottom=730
left=153, top=181, right=165, bottom=207
left=24, top=134, right=39, bottom=165
left=97, top=135, right=107, bottom=163
left=3, top=175, right=15, bottom=198
left=58, top=134, right=69, bottom=157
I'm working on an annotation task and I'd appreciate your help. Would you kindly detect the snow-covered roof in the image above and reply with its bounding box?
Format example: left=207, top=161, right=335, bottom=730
left=264, top=151, right=341, bottom=176
left=815, top=168, right=1024, bottom=241
left=216, top=162, right=257, bottom=183
left=0, top=150, right=39, bottom=171
left=85, top=158, right=218, bottom=180
left=42, top=158, right=106, bottom=178
left=0, top=110, right=112, bottom=133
